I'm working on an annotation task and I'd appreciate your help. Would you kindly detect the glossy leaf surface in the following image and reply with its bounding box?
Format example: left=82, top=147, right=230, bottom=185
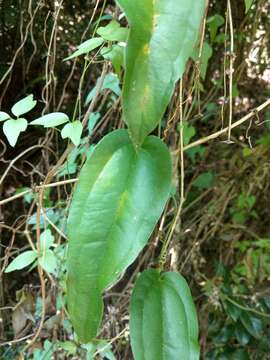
left=130, top=269, right=200, bottom=360
left=67, top=129, right=172, bottom=342
left=116, top=0, right=206, bottom=146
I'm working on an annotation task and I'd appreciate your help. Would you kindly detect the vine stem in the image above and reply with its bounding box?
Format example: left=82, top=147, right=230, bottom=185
left=227, top=0, right=234, bottom=142
left=0, top=179, right=78, bottom=206
left=22, top=191, right=46, bottom=353
left=0, top=145, right=45, bottom=186
left=159, top=80, right=185, bottom=270
left=222, top=294, right=270, bottom=319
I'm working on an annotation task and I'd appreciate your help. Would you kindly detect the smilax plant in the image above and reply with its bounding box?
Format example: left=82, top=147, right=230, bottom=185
left=66, top=0, right=207, bottom=359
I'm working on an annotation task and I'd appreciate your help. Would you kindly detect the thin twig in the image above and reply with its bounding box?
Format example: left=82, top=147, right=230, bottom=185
left=1, top=100, right=269, bottom=206
left=159, top=80, right=185, bottom=269
left=23, top=191, right=46, bottom=352
left=227, top=0, right=234, bottom=141
left=183, top=98, right=270, bottom=151
left=0, top=145, right=45, bottom=186
left=0, top=333, right=34, bottom=347
left=0, top=178, right=78, bottom=206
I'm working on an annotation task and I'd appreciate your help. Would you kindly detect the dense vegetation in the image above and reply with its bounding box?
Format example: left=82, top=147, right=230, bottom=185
left=0, top=0, right=270, bottom=359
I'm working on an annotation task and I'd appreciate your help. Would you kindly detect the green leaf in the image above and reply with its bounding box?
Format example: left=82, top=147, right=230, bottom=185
left=33, top=340, right=54, bottom=360
left=214, top=324, right=234, bottom=343
left=207, top=15, right=224, bottom=42
left=64, top=37, right=104, bottom=61
left=61, top=121, right=83, bottom=146
left=85, top=73, right=121, bottom=105
left=225, top=301, right=242, bottom=322
left=5, top=250, right=38, bottom=273
left=57, top=341, right=77, bottom=355
left=16, top=187, right=34, bottom=203
left=244, top=0, right=253, bottom=13
left=193, top=172, right=215, bottom=189
left=30, top=112, right=69, bottom=127
left=101, top=45, right=125, bottom=76
left=0, top=111, right=10, bottom=121
left=38, top=249, right=57, bottom=274
left=181, top=121, right=196, bottom=146
left=186, top=146, right=205, bottom=163
left=88, top=113, right=101, bottom=135
left=67, top=129, right=172, bottom=342
left=97, top=20, right=128, bottom=42
left=96, top=341, right=116, bottom=360
left=130, top=269, right=200, bottom=360
left=201, top=42, right=213, bottom=80
left=117, top=0, right=206, bottom=146
left=192, top=42, right=213, bottom=80
left=11, top=94, right=37, bottom=117
left=82, top=343, right=96, bottom=360
left=234, top=323, right=251, bottom=346
left=3, top=118, right=28, bottom=147
left=40, top=229, right=55, bottom=251
left=230, top=349, right=250, bottom=360
left=240, top=313, right=263, bottom=339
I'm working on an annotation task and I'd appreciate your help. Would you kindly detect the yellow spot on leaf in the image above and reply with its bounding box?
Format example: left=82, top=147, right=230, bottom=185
left=143, top=44, right=150, bottom=55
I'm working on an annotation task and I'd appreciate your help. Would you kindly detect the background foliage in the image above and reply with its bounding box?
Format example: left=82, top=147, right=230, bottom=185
left=0, top=0, right=270, bottom=359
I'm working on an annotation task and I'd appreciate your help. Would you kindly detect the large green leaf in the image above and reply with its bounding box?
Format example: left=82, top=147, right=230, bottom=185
left=116, top=0, right=206, bottom=146
left=67, top=129, right=172, bottom=342
left=130, top=269, right=200, bottom=360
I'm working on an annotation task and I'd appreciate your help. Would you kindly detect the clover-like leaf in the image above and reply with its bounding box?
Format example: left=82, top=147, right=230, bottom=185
left=3, top=118, right=28, bottom=147
left=61, top=121, right=83, bottom=146
left=40, top=229, right=55, bottom=251
left=11, top=94, right=37, bottom=117
left=85, top=73, right=121, bottom=105
left=97, top=20, right=128, bottom=42
left=0, top=111, right=10, bottom=121
left=5, top=250, right=38, bottom=273
left=38, top=250, right=57, bottom=274
left=30, top=112, right=69, bottom=127
left=101, top=45, right=125, bottom=76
